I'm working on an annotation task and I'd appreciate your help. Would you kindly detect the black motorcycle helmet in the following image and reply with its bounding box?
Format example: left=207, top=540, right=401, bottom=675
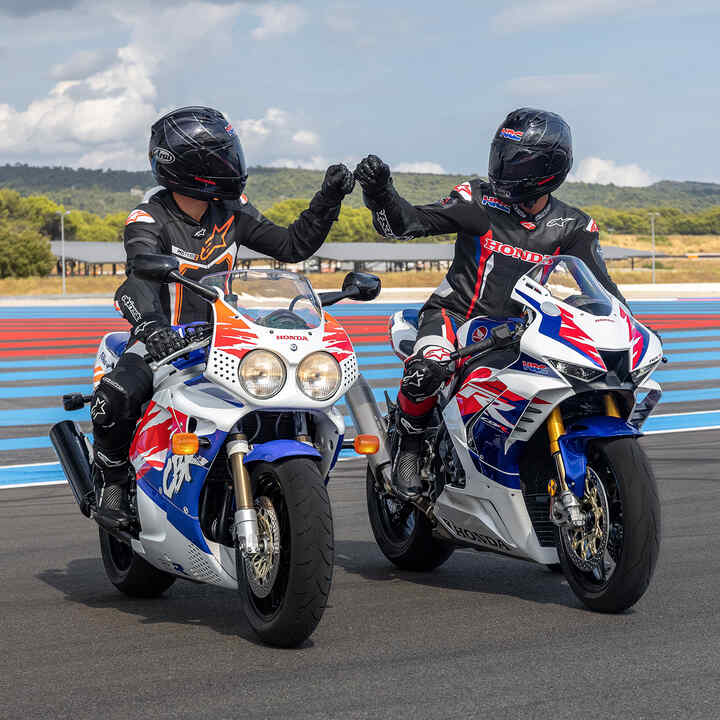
left=148, top=106, right=248, bottom=201
left=488, top=108, right=573, bottom=204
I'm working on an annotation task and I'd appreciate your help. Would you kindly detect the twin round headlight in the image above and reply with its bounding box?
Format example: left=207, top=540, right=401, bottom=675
left=238, top=350, right=341, bottom=401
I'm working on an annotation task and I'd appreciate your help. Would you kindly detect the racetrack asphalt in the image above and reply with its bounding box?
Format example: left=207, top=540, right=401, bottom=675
left=1, top=430, right=720, bottom=720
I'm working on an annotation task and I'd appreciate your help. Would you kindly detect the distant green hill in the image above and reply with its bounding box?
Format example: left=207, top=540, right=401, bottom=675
left=2, top=163, right=720, bottom=215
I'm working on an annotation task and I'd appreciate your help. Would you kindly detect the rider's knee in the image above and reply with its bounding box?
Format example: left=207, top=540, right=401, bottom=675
left=91, top=353, right=153, bottom=429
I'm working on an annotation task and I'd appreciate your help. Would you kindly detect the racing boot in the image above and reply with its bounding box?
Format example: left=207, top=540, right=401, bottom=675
left=392, top=408, right=431, bottom=498
left=92, top=451, right=135, bottom=531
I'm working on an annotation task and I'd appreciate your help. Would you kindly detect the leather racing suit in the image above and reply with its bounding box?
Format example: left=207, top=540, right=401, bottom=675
left=365, top=177, right=627, bottom=420
left=91, top=187, right=343, bottom=486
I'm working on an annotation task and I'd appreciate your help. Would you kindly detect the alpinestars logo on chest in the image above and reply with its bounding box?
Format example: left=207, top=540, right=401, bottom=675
left=547, top=217, right=575, bottom=229
left=199, top=216, right=235, bottom=261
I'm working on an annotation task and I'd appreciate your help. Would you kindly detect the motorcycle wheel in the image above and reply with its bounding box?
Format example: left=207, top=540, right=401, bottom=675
left=99, top=528, right=176, bottom=597
left=558, top=437, right=661, bottom=613
left=366, top=466, right=454, bottom=571
left=242, top=458, right=334, bottom=648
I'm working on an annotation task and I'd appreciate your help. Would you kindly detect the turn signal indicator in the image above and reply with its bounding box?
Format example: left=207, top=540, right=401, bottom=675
left=354, top=434, right=380, bottom=455
left=172, top=433, right=199, bottom=455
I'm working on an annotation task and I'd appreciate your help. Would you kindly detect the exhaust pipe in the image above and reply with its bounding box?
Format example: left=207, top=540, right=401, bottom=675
left=345, top=374, right=393, bottom=489
left=49, top=421, right=94, bottom=517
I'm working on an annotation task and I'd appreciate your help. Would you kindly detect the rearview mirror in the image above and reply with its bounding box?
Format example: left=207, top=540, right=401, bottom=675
left=131, top=254, right=180, bottom=283
left=341, top=272, right=381, bottom=301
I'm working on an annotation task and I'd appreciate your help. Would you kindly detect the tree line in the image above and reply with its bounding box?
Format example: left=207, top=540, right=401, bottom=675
left=2, top=184, right=720, bottom=278
left=4, top=162, right=720, bottom=213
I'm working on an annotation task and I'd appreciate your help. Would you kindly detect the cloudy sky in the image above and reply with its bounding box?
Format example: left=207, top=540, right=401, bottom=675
left=0, top=0, right=718, bottom=185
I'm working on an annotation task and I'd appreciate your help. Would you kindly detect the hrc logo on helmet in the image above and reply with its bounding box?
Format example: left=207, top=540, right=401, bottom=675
left=500, top=128, right=524, bottom=142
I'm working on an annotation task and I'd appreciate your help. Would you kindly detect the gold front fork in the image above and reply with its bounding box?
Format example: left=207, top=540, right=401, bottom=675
left=604, top=393, right=621, bottom=418
left=227, top=432, right=260, bottom=555
left=546, top=406, right=568, bottom=493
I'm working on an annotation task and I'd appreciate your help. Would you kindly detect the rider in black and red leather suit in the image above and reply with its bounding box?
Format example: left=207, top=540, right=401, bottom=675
left=91, top=106, right=355, bottom=529
left=355, top=108, right=627, bottom=496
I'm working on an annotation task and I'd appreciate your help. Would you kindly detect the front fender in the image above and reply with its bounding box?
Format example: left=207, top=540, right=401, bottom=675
left=558, top=416, right=642, bottom=497
left=244, top=439, right=321, bottom=465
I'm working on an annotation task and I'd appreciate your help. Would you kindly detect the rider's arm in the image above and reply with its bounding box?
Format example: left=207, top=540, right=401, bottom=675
left=562, top=218, right=628, bottom=306
left=365, top=182, right=488, bottom=239
left=240, top=166, right=353, bottom=262
left=114, top=208, right=168, bottom=331
left=239, top=191, right=340, bottom=263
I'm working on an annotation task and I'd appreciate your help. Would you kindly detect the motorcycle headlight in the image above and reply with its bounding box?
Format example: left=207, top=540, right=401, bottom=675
left=238, top=350, right=286, bottom=398
left=297, top=352, right=341, bottom=401
left=631, top=359, right=661, bottom=385
left=548, top=359, right=605, bottom=382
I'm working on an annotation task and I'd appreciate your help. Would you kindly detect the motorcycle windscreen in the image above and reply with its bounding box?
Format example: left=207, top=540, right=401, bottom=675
left=526, top=256, right=613, bottom=317
left=200, top=269, right=323, bottom=330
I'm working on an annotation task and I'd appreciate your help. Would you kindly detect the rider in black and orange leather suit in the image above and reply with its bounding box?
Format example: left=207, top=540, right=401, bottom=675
left=91, top=106, right=355, bottom=529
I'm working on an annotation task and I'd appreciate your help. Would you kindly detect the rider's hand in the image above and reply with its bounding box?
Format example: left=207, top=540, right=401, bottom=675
left=354, top=155, right=391, bottom=196
left=401, top=352, right=453, bottom=402
left=321, top=164, right=355, bottom=201
left=144, top=325, right=186, bottom=362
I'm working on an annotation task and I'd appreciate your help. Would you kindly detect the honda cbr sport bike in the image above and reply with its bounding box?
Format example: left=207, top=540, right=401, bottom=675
left=50, top=255, right=380, bottom=647
left=349, top=256, right=662, bottom=612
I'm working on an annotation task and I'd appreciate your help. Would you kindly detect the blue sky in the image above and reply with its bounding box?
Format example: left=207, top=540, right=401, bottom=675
left=0, top=0, right=718, bottom=185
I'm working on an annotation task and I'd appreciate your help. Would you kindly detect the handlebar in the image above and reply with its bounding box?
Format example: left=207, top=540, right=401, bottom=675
left=446, top=323, right=524, bottom=364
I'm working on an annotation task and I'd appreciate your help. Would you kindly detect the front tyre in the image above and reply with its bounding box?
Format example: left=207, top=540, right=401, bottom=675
left=366, top=467, right=454, bottom=571
left=558, top=437, right=661, bottom=613
left=99, top=528, right=176, bottom=597
left=242, top=458, right=334, bottom=648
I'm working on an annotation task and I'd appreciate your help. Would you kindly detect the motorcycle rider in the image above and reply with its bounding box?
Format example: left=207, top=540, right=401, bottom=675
left=91, top=106, right=355, bottom=529
left=354, top=107, right=627, bottom=497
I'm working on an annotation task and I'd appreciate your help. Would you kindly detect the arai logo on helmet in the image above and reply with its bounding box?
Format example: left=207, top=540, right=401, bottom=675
left=500, top=127, right=524, bottom=142
left=471, top=326, right=488, bottom=343
left=152, top=147, right=175, bottom=165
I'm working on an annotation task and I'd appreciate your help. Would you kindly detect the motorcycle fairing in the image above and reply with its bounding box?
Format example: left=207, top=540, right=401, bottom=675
left=557, top=415, right=642, bottom=497
left=515, top=288, right=606, bottom=368
left=455, top=316, right=523, bottom=350
left=245, top=439, right=321, bottom=464
left=619, top=306, right=651, bottom=369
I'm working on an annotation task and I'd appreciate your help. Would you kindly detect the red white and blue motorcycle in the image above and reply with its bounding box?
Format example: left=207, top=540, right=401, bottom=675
left=350, top=256, right=663, bottom=612
left=50, top=255, right=379, bottom=647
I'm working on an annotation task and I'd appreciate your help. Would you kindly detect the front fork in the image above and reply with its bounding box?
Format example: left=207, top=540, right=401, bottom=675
left=226, top=433, right=260, bottom=555
left=546, top=394, right=621, bottom=529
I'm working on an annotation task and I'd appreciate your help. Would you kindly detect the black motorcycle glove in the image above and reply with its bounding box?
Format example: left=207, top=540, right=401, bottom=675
left=321, top=164, right=355, bottom=202
left=354, top=154, right=392, bottom=198
left=401, top=353, right=453, bottom=402
left=142, top=324, right=187, bottom=362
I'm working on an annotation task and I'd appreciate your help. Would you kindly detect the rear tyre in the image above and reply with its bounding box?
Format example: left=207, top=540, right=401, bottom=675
left=242, top=458, right=334, bottom=648
left=99, top=528, right=176, bottom=598
left=366, top=466, right=454, bottom=571
left=558, top=437, right=661, bottom=613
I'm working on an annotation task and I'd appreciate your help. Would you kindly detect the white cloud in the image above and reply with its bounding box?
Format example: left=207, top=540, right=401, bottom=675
left=491, top=0, right=656, bottom=32
left=393, top=161, right=447, bottom=175
left=267, top=156, right=330, bottom=170
left=292, top=130, right=319, bottom=146
left=50, top=49, right=114, bottom=80
left=251, top=3, right=306, bottom=39
left=569, top=157, right=657, bottom=186
left=506, top=73, right=608, bottom=94
left=0, top=2, right=326, bottom=169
